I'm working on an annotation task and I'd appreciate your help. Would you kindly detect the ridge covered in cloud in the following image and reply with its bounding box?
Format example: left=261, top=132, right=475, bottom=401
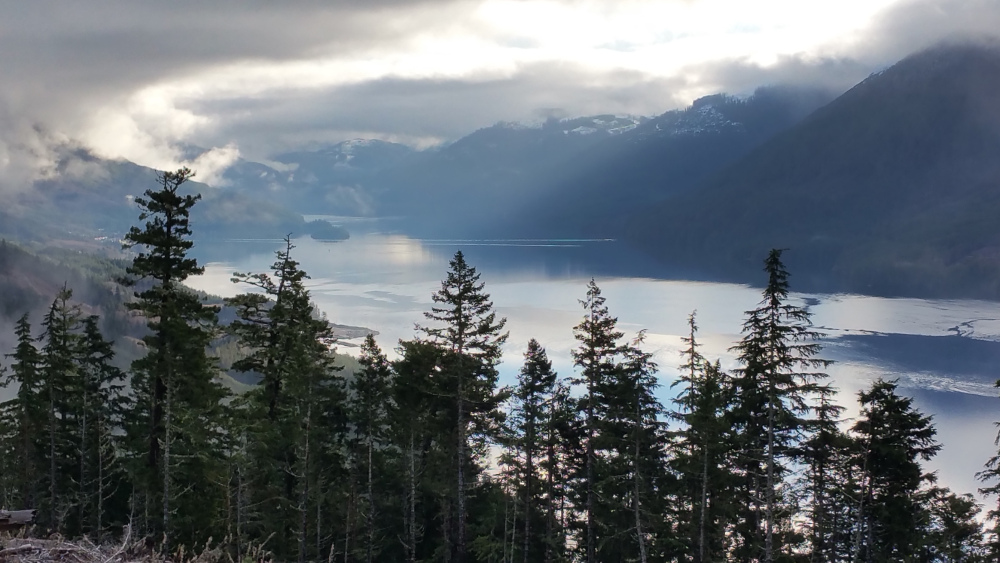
left=1, top=0, right=998, bottom=186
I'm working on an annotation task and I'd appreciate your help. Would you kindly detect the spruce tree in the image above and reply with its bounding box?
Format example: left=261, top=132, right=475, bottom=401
left=122, top=167, right=227, bottom=548
left=570, top=279, right=623, bottom=563
left=417, top=250, right=508, bottom=563
left=228, top=236, right=347, bottom=562
left=0, top=314, right=44, bottom=510
left=350, top=334, right=394, bottom=563
left=75, top=315, right=127, bottom=539
left=799, top=384, right=848, bottom=562
left=851, top=378, right=941, bottom=562
left=391, top=339, right=443, bottom=563
left=38, top=286, right=83, bottom=532
left=922, top=487, right=986, bottom=561
left=671, top=313, right=734, bottom=562
left=508, top=339, right=557, bottom=563
left=540, top=378, right=574, bottom=563
left=615, top=331, right=667, bottom=563
left=728, top=249, right=830, bottom=563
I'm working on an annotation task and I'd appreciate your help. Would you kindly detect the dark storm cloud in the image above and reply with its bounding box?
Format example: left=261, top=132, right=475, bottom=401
left=0, top=0, right=472, bottom=107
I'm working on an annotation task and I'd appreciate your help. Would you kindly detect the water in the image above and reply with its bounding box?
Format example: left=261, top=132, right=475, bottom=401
left=187, top=231, right=1000, bottom=504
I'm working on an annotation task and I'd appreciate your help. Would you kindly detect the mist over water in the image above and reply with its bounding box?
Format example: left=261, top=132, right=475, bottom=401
left=187, top=229, right=1000, bottom=503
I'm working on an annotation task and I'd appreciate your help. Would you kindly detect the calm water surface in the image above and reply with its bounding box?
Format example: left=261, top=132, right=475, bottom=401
left=187, top=228, right=1000, bottom=503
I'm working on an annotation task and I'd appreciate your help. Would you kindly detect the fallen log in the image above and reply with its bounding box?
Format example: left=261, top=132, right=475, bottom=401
left=0, top=510, right=35, bottom=532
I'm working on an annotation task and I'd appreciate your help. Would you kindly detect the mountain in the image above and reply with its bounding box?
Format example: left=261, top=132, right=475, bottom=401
left=220, top=139, right=417, bottom=216
left=626, top=41, right=1000, bottom=298
left=216, top=90, right=831, bottom=238
left=503, top=86, right=835, bottom=237
left=0, top=148, right=306, bottom=246
left=373, top=115, right=648, bottom=233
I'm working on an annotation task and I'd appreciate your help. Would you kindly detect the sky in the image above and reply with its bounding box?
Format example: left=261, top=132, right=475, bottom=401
left=2, top=0, right=1000, bottom=185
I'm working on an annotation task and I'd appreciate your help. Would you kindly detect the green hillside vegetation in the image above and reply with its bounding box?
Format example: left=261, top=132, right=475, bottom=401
left=627, top=42, right=1000, bottom=298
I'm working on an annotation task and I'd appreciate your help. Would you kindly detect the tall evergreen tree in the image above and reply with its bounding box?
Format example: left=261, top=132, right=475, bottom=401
left=570, top=279, right=623, bottom=563
left=38, top=286, right=83, bottom=531
left=799, top=385, right=849, bottom=562
left=615, top=331, right=668, bottom=563
left=671, top=313, right=734, bottom=562
left=228, top=236, right=347, bottom=562
left=728, top=249, right=830, bottom=563
left=540, top=378, right=575, bottom=563
left=418, top=250, right=509, bottom=562
left=0, top=314, right=44, bottom=510
left=391, top=339, right=444, bottom=563
left=122, top=167, right=228, bottom=548
left=350, top=334, right=395, bottom=563
left=75, top=315, right=127, bottom=540
left=851, top=378, right=941, bottom=562
left=507, top=339, right=558, bottom=563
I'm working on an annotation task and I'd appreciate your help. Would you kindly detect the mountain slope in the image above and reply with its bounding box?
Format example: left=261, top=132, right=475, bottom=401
left=0, top=149, right=306, bottom=245
left=626, top=41, right=1000, bottom=298
left=375, top=115, right=647, bottom=233
left=506, top=86, right=834, bottom=237
left=221, top=139, right=417, bottom=216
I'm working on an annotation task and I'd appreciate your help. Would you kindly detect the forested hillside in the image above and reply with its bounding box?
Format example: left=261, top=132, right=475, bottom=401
left=0, top=148, right=307, bottom=246
left=2, top=169, right=1000, bottom=563
left=627, top=42, right=1000, bottom=299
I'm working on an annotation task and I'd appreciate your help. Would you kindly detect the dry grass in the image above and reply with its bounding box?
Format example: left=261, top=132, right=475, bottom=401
left=0, top=527, right=273, bottom=563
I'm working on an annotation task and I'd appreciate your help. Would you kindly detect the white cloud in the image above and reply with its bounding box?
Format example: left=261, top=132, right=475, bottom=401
left=0, top=0, right=996, bottom=175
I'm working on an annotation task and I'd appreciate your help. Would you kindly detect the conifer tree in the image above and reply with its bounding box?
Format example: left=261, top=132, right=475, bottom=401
left=350, top=334, right=394, bottom=563
left=418, top=250, right=508, bottom=563
left=799, top=385, right=848, bottom=561
left=570, top=279, right=623, bottom=563
left=38, top=286, right=83, bottom=531
left=922, top=487, right=986, bottom=562
left=540, top=378, right=574, bottom=563
left=228, top=237, right=347, bottom=562
left=977, top=374, right=1000, bottom=559
left=851, top=378, right=941, bottom=562
left=392, top=339, right=443, bottom=563
left=122, top=167, right=227, bottom=548
left=75, top=315, right=127, bottom=539
left=728, top=249, right=830, bottom=563
left=507, top=339, right=557, bottom=563
left=616, top=331, right=667, bottom=563
left=0, top=314, right=44, bottom=510
left=671, top=313, right=734, bottom=562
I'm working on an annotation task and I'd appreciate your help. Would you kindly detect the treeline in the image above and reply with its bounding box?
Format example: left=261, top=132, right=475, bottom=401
left=1, top=168, right=1000, bottom=563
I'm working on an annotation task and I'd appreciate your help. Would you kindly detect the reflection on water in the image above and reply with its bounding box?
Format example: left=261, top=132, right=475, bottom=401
left=186, top=231, right=1000, bottom=502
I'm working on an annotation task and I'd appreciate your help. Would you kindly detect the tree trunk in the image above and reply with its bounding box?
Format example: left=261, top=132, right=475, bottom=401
left=524, top=422, right=533, bottom=563
left=545, top=399, right=556, bottom=563
left=586, top=385, right=595, bottom=563
left=699, top=439, right=709, bottom=563
left=634, top=396, right=647, bottom=563
left=408, top=431, right=417, bottom=563
left=456, top=367, right=466, bottom=563
left=765, top=384, right=775, bottom=563
left=367, top=433, right=374, bottom=563
left=299, top=402, right=312, bottom=563
left=49, top=373, right=57, bottom=531
left=162, top=379, right=172, bottom=550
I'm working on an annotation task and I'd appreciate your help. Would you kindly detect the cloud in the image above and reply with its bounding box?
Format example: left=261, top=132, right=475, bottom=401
left=181, top=62, right=691, bottom=158
left=1, top=0, right=999, bottom=182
